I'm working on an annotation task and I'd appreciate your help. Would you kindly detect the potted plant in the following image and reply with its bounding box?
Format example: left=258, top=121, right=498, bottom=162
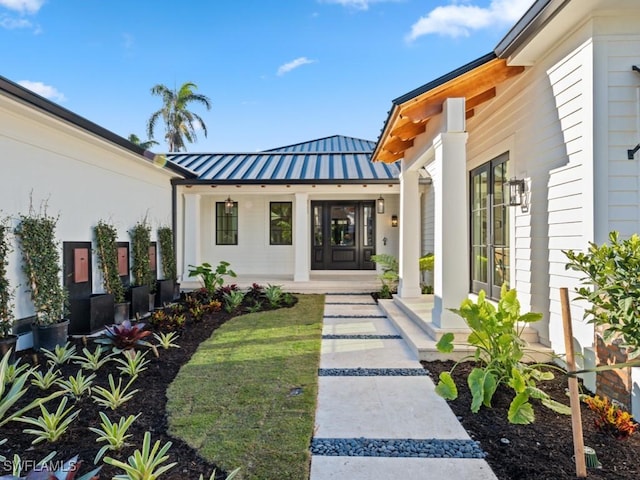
left=95, top=220, right=129, bottom=324
left=157, top=225, right=178, bottom=305
left=129, top=218, right=152, bottom=318
left=14, top=204, right=68, bottom=351
left=0, top=215, right=17, bottom=360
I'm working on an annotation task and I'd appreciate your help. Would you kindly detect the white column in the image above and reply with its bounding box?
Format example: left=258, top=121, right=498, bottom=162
left=398, top=166, right=422, bottom=298
left=432, top=99, right=469, bottom=328
left=183, top=193, right=201, bottom=276
left=293, top=192, right=310, bottom=282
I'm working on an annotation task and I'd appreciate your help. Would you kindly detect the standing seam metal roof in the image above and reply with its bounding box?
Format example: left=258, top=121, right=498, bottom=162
left=167, top=135, right=399, bottom=182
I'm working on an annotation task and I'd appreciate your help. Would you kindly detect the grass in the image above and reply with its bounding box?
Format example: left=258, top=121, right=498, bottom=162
left=166, top=294, right=325, bottom=480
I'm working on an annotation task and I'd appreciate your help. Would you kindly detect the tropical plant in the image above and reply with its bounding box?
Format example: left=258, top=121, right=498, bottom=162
left=370, top=254, right=399, bottom=298
left=114, top=350, right=150, bottom=377
left=55, top=370, right=96, bottom=400
left=583, top=394, right=639, bottom=439
left=104, top=431, right=177, bottom=480
left=198, top=468, right=241, bottom=480
left=223, top=290, right=245, bottom=314
left=31, top=367, right=62, bottom=391
left=146, top=81, right=212, bottom=152
left=153, top=332, right=180, bottom=350
left=42, top=342, right=77, bottom=366
left=94, top=220, right=126, bottom=303
left=14, top=204, right=67, bottom=326
left=435, top=285, right=570, bottom=424
left=89, top=411, right=140, bottom=464
left=91, top=374, right=139, bottom=410
left=130, top=219, right=153, bottom=290
left=148, top=309, right=185, bottom=333
left=564, top=231, right=640, bottom=358
left=263, top=284, right=283, bottom=308
left=127, top=133, right=159, bottom=150
left=157, top=226, right=177, bottom=281
left=3, top=358, right=29, bottom=384
left=0, top=214, right=15, bottom=338
left=16, top=396, right=80, bottom=444
left=0, top=349, right=62, bottom=428
left=73, top=345, right=114, bottom=372
left=95, top=320, right=153, bottom=353
left=1, top=453, right=101, bottom=480
left=419, top=253, right=434, bottom=272
left=187, top=261, right=236, bottom=294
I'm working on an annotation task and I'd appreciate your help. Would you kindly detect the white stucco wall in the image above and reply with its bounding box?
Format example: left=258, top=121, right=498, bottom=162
left=1, top=92, right=177, bottom=322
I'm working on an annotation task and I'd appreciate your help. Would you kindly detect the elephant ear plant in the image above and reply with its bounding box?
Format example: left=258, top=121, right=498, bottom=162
left=14, top=205, right=67, bottom=326
left=434, top=285, right=570, bottom=424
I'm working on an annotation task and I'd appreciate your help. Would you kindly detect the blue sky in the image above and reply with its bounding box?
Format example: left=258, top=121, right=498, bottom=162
left=0, top=0, right=533, bottom=152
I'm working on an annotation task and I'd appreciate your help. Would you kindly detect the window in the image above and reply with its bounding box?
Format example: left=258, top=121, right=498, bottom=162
left=470, top=153, right=509, bottom=299
left=216, top=202, right=238, bottom=245
left=270, top=202, right=292, bottom=245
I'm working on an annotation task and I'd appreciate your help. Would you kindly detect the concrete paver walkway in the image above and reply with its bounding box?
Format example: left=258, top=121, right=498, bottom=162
left=309, top=293, right=498, bottom=480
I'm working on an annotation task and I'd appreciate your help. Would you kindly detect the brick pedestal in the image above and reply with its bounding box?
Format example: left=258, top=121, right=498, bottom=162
left=595, top=329, right=631, bottom=410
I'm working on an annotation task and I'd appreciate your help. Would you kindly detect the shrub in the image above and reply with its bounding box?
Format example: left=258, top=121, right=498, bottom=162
left=584, top=394, right=639, bottom=440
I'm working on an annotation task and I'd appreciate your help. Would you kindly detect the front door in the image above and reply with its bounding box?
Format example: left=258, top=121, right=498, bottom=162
left=311, top=201, right=375, bottom=270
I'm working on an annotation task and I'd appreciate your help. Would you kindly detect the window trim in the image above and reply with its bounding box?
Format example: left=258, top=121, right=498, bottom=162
left=269, top=201, right=293, bottom=246
left=215, top=201, right=238, bottom=245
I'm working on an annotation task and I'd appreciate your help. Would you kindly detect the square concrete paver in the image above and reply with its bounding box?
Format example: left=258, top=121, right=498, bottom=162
left=325, top=294, right=377, bottom=304
left=310, top=456, right=497, bottom=480
left=322, top=317, right=400, bottom=336
left=320, top=338, right=418, bottom=368
left=323, top=303, right=384, bottom=317
left=314, top=376, right=470, bottom=439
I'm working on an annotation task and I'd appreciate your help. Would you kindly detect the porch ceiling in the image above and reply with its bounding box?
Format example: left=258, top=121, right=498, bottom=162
left=372, top=57, right=525, bottom=164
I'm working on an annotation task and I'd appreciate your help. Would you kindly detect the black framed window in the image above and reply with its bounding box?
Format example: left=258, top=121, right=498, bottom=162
left=270, top=202, right=292, bottom=245
left=216, top=202, right=238, bottom=245
left=470, top=153, right=509, bottom=299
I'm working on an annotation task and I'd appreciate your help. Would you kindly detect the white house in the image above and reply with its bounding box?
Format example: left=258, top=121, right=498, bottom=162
left=167, top=136, right=403, bottom=289
left=371, top=0, right=640, bottom=414
left=0, top=76, right=192, bottom=347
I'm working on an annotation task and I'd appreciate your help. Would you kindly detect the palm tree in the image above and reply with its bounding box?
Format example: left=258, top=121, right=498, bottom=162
left=146, top=82, right=212, bottom=152
left=127, top=133, right=159, bottom=150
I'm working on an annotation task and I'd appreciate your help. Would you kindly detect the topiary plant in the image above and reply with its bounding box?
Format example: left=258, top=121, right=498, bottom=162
left=130, top=218, right=152, bottom=290
left=157, top=226, right=176, bottom=281
left=0, top=215, right=15, bottom=338
left=94, top=221, right=125, bottom=303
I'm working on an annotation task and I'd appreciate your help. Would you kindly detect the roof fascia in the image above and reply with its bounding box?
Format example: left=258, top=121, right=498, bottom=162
left=0, top=75, right=195, bottom=179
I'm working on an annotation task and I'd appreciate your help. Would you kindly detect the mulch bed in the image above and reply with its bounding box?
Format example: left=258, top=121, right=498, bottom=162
left=2, top=312, right=234, bottom=479
left=422, top=360, right=640, bottom=480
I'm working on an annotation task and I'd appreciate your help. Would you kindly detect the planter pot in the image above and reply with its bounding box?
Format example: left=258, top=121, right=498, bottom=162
left=149, top=293, right=156, bottom=312
left=31, top=319, right=69, bottom=352
left=156, top=279, right=175, bottom=307
left=0, top=334, right=18, bottom=362
left=114, top=302, right=130, bottom=324
left=69, top=293, right=115, bottom=335
left=127, top=285, right=150, bottom=319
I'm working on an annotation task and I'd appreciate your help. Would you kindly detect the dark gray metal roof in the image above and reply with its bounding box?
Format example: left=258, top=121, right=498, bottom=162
left=0, top=75, right=195, bottom=179
left=167, top=135, right=399, bottom=182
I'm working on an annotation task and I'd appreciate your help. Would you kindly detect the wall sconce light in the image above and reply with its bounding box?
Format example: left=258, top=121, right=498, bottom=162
left=224, top=196, right=235, bottom=215
left=391, top=215, right=398, bottom=227
left=627, top=143, right=640, bottom=160
left=377, top=196, right=385, bottom=214
left=507, top=178, right=526, bottom=207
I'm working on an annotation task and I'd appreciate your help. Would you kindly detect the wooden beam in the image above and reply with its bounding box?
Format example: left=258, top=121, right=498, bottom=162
left=385, top=136, right=414, bottom=154
left=376, top=149, right=403, bottom=163
left=389, top=121, right=426, bottom=141
left=399, top=102, right=442, bottom=123
left=466, top=87, right=496, bottom=110
left=466, top=109, right=475, bottom=120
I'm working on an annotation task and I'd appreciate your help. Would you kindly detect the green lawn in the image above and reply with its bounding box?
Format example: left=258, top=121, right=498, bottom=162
left=166, top=294, right=325, bottom=480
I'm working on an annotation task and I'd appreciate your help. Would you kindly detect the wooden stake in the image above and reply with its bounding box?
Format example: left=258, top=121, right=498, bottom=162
left=560, top=287, right=587, bottom=477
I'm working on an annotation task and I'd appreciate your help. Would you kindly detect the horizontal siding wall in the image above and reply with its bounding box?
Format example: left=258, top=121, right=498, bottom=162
left=466, top=24, right=595, bottom=353
left=1, top=95, right=175, bottom=321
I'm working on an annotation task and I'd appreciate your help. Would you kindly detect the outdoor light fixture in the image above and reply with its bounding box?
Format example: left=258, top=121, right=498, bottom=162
left=224, top=196, right=235, bottom=215
left=391, top=215, right=398, bottom=227
left=507, top=178, right=526, bottom=207
left=377, top=196, right=385, bottom=214
left=628, top=143, right=640, bottom=160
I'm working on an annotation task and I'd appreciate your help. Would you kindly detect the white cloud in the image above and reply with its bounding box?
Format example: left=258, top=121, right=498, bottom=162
left=0, top=0, right=45, bottom=14
left=319, top=0, right=398, bottom=11
left=18, top=80, right=66, bottom=102
left=277, top=57, right=316, bottom=76
left=0, top=14, right=30, bottom=28
left=406, top=0, right=532, bottom=41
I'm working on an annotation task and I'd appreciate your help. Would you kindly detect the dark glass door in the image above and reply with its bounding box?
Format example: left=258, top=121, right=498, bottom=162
left=311, top=201, right=375, bottom=270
